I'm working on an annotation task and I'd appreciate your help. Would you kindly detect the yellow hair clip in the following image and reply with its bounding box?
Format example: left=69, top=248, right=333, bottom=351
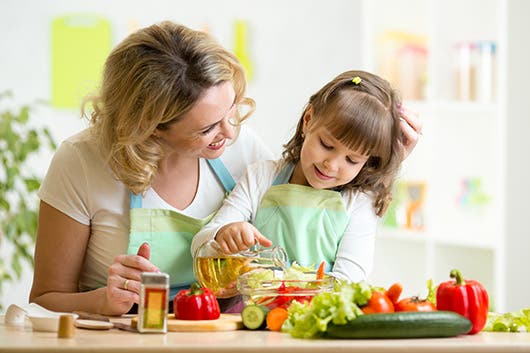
left=351, top=76, right=362, bottom=85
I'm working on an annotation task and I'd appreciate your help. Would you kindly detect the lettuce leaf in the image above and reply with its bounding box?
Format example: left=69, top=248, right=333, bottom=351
left=283, top=280, right=371, bottom=338
left=483, top=308, right=530, bottom=332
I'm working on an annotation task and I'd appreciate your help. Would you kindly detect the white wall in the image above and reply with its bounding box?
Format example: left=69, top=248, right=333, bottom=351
left=0, top=0, right=363, bottom=155
left=505, top=0, right=530, bottom=313
left=0, top=0, right=363, bottom=310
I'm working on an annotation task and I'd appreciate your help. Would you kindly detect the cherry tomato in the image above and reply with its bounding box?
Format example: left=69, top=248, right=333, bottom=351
left=362, top=291, right=395, bottom=314
left=395, top=296, right=436, bottom=312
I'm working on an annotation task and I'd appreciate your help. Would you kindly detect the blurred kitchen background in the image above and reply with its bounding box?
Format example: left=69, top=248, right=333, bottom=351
left=1, top=0, right=529, bottom=313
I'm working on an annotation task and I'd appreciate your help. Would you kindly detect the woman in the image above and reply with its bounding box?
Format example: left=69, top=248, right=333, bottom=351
left=29, top=21, right=421, bottom=316
left=30, top=21, right=272, bottom=315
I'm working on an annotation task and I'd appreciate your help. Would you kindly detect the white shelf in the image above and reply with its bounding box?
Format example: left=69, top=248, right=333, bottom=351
left=363, top=0, right=513, bottom=312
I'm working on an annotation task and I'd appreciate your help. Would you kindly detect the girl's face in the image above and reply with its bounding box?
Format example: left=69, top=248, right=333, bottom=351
left=155, top=81, right=237, bottom=160
left=291, top=112, right=370, bottom=189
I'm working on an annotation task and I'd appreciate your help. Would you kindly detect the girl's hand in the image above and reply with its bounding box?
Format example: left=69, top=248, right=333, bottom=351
left=399, top=106, right=423, bottom=160
left=103, top=242, right=159, bottom=315
left=215, top=222, right=272, bottom=254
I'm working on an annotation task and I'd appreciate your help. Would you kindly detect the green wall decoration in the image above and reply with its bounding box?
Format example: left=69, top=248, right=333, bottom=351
left=51, top=14, right=112, bottom=109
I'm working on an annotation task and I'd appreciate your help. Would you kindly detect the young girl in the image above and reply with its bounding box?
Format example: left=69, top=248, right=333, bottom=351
left=192, top=70, right=407, bottom=283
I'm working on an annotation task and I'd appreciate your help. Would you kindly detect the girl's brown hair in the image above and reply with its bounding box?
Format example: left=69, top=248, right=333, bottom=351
left=282, top=70, right=404, bottom=216
left=85, top=21, right=252, bottom=194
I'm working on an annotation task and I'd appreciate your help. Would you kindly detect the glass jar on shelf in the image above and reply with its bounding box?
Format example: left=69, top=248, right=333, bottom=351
left=455, top=41, right=477, bottom=101
left=475, top=41, right=497, bottom=102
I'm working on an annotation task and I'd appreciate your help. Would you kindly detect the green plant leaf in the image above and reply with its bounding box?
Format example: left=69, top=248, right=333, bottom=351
left=0, top=93, right=56, bottom=309
left=12, top=254, right=22, bottom=278
left=5, top=222, right=17, bottom=241
left=17, top=106, right=30, bottom=124
left=24, top=178, right=41, bottom=192
left=44, top=128, right=57, bottom=150
left=0, top=198, right=9, bottom=212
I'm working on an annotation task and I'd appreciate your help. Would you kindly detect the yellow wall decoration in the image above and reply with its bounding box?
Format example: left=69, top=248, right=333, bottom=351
left=233, top=20, right=254, bottom=82
left=51, top=14, right=111, bottom=109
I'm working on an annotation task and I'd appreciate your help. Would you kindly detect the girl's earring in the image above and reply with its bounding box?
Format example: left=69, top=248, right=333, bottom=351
left=301, top=132, right=305, bottom=139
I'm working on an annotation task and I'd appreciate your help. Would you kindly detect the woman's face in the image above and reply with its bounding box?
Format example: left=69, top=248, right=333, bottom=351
left=155, top=81, right=237, bottom=160
left=291, top=113, right=370, bottom=189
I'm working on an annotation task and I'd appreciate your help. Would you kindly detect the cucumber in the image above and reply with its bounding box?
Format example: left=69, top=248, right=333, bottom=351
left=241, top=305, right=270, bottom=330
left=326, top=311, right=472, bottom=339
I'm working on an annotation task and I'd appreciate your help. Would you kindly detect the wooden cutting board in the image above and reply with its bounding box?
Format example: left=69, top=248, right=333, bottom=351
left=131, top=314, right=243, bottom=332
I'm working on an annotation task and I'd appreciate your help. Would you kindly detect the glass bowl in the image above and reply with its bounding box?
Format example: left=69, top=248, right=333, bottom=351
left=194, top=240, right=288, bottom=298
left=237, top=272, right=335, bottom=310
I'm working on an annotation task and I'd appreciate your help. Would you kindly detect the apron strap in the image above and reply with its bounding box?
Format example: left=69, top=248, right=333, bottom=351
left=130, top=193, right=143, bottom=209
left=272, top=162, right=295, bottom=186
left=129, top=158, right=236, bottom=208
left=206, top=158, right=236, bottom=193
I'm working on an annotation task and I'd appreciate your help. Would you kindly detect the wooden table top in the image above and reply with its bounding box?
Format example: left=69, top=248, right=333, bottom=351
left=2, top=316, right=530, bottom=353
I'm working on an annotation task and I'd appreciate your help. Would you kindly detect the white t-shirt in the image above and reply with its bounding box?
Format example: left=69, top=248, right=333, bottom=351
left=192, top=159, right=378, bottom=282
left=38, top=126, right=273, bottom=291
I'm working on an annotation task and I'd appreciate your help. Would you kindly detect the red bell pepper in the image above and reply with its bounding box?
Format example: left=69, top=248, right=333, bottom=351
left=174, top=283, right=221, bottom=320
left=436, top=269, right=489, bottom=334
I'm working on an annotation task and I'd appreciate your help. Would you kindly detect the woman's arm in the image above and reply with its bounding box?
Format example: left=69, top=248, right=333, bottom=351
left=30, top=201, right=158, bottom=315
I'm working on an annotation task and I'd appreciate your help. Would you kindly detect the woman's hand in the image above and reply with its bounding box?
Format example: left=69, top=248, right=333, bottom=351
left=103, top=242, right=159, bottom=315
left=399, top=106, right=423, bottom=160
left=215, top=222, right=272, bottom=254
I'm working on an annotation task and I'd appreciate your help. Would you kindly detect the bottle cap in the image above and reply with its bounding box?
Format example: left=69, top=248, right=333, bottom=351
left=58, top=314, right=75, bottom=338
left=141, top=272, right=169, bottom=286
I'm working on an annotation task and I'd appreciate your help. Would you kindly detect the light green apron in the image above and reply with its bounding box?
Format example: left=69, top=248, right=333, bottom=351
left=127, top=158, right=235, bottom=298
left=253, top=163, right=350, bottom=271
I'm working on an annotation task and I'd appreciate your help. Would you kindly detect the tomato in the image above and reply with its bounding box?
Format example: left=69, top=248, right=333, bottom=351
left=385, top=282, right=403, bottom=304
left=362, top=290, right=395, bottom=314
left=266, top=282, right=313, bottom=309
left=395, top=296, right=436, bottom=312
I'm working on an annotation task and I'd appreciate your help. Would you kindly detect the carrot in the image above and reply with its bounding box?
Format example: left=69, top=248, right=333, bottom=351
left=385, top=282, right=403, bottom=304
left=316, top=261, right=326, bottom=280
left=266, top=307, right=289, bottom=331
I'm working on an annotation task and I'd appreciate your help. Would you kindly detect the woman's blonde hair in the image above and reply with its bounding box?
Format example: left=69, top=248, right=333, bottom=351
left=283, top=70, right=404, bottom=216
left=84, top=21, right=253, bottom=194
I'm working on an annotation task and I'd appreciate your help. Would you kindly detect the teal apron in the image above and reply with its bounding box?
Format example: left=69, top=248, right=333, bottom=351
left=127, top=158, right=235, bottom=298
left=253, top=163, right=350, bottom=271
